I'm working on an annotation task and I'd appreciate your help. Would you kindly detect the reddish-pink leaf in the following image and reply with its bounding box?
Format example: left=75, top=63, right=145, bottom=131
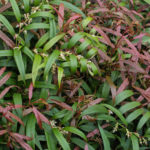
left=94, top=26, right=115, bottom=48
left=98, top=49, right=111, bottom=62
left=58, top=3, right=64, bottom=29
left=32, top=107, right=42, bottom=129
left=81, top=0, right=86, bottom=9
left=70, top=82, right=82, bottom=98
left=88, top=8, right=109, bottom=14
left=64, top=14, right=82, bottom=28
left=96, top=0, right=104, bottom=7
left=0, top=31, right=15, bottom=48
left=0, top=67, right=6, bottom=76
left=84, top=144, right=88, bottom=150
left=0, top=85, right=18, bottom=99
left=88, top=98, right=103, bottom=106
left=0, top=2, right=11, bottom=13
left=0, top=72, right=12, bottom=87
left=74, top=147, right=80, bottom=150
left=28, top=82, right=33, bottom=102
left=50, top=99, right=73, bottom=112
left=23, top=108, right=33, bottom=116
left=0, top=130, right=7, bottom=136
left=101, top=27, right=122, bottom=36
left=8, top=112, right=24, bottom=125
left=87, top=129, right=99, bottom=138
left=117, top=78, right=129, bottom=95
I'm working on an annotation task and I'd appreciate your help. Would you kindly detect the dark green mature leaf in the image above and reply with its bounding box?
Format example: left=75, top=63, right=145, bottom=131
left=14, top=48, right=26, bottom=83
left=44, top=50, right=60, bottom=79
left=98, top=123, right=111, bottom=150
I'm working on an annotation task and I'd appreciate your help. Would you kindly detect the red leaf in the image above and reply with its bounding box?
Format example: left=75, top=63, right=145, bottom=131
left=0, top=67, right=6, bottom=76
left=88, top=98, right=104, bottom=106
left=0, top=130, right=7, bottom=136
left=81, top=0, right=86, bottom=9
left=23, top=108, right=33, bottom=116
left=8, top=112, right=24, bottom=126
left=0, top=85, right=18, bottom=99
left=98, top=49, right=111, bottom=62
left=84, top=144, right=88, bottom=150
left=94, top=26, right=115, bottom=48
left=58, top=3, right=64, bottom=29
left=88, top=8, right=109, bottom=14
left=32, top=107, right=42, bottom=129
left=0, top=2, right=11, bottom=13
left=33, top=107, right=50, bottom=129
left=28, top=82, right=33, bottom=102
left=117, top=78, right=129, bottom=95
left=0, top=31, right=15, bottom=48
left=0, top=72, right=12, bottom=87
left=50, top=99, right=73, bottom=112
left=70, top=82, right=82, bottom=98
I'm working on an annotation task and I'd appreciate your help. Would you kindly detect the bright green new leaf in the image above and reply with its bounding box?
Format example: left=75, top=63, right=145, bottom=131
left=58, top=67, right=64, bottom=88
left=70, top=54, right=77, bottom=74
left=52, top=128, right=71, bottom=150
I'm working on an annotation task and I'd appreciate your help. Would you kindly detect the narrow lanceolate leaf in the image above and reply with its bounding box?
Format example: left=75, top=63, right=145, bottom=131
left=58, top=3, right=64, bottom=29
left=101, top=104, right=128, bottom=126
left=137, top=111, right=150, bottom=130
left=25, top=23, right=50, bottom=30
left=115, top=90, right=134, bottom=106
left=119, top=102, right=141, bottom=114
left=35, top=32, right=49, bottom=48
left=126, top=109, right=143, bottom=123
left=50, top=1, right=86, bottom=18
left=0, top=50, right=13, bottom=57
left=22, top=0, right=30, bottom=12
left=58, top=67, right=63, bottom=88
left=44, top=50, right=60, bottom=79
left=52, top=128, right=71, bottom=150
left=144, top=0, right=150, bottom=4
left=43, top=33, right=65, bottom=52
left=0, top=14, right=15, bottom=36
left=0, top=72, right=11, bottom=87
left=10, top=0, right=21, bottom=22
left=14, top=48, right=26, bottom=83
left=0, top=31, right=15, bottom=48
left=70, top=54, right=77, bottom=74
left=98, top=123, right=111, bottom=150
left=131, top=135, right=139, bottom=150
left=29, top=82, right=33, bottom=101
left=32, top=54, right=42, bottom=85
left=68, top=32, right=83, bottom=48
left=26, top=114, right=36, bottom=149
left=80, top=58, right=87, bottom=72
left=63, top=127, right=87, bottom=141
left=50, top=19, right=57, bottom=39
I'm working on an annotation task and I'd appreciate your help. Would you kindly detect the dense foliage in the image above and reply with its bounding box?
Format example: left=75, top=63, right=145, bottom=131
left=0, top=0, right=150, bottom=149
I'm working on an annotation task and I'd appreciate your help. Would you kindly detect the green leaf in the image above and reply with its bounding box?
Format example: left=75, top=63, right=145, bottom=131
left=63, top=127, right=87, bottom=141
left=82, top=17, right=93, bottom=28
left=32, top=54, right=42, bottom=85
left=30, top=11, right=54, bottom=18
left=0, top=50, right=13, bottom=57
left=25, top=23, right=50, bottom=30
left=43, top=33, right=65, bottom=52
left=98, top=123, right=111, bottom=150
left=137, top=111, right=150, bottom=130
left=13, top=93, right=22, bottom=118
left=14, top=48, right=26, bottom=83
left=50, top=18, right=57, bottom=39
left=126, top=109, right=143, bottom=123
left=35, top=32, right=50, bottom=48
left=68, top=32, right=83, bottom=48
left=86, top=48, right=97, bottom=59
left=0, top=14, right=15, bottom=36
left=102, top=104, right=128, bottom=126
left=10, top=0, right=21, bottom=22
left=26, top=114, right=36, bottom=149
left=131, top=135, right=139, bottom=150
left=70, top=54, right=77, bottom=74
left=58, top=67, right=64, bottom=88
left=80, top=58, right=87, bottom=72
left=44, top=50, right=60, bottom=79
left=22, top=0, right=30, bottom=12
left=52, top=128, right=71, bottom=150
left=82, top=104, right=108, bottom=116
left=50, top=1, right=86, bottom=18
left=77, top=40, right=91, bottom=53
left=97, top=114, right=116, bottom=122
left=143, top=0, right=150, bottom=4
left=22, top=47, right=34, bottom=61
left=119, top=102, right=141, bottom=114
left=115, top=90, right=134, bottom=105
